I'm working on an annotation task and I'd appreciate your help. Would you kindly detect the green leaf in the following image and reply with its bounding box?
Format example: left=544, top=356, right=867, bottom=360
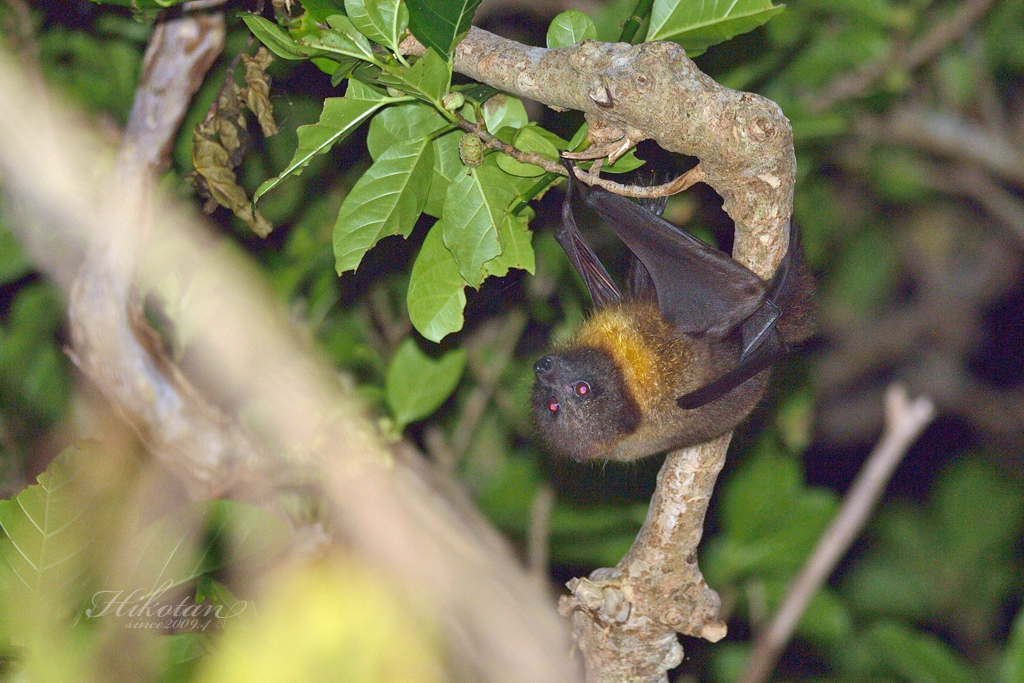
left=827, top=226, right=896, bottom=315
left=547, top=9, right=598, bottom=48
left=496, top=126, right=560, bottom=177
left=242, top=15, right=326, bottom=60
left=842, top=456, right=1023, bottom=635
left=407, top=221, right=468, bottom=342
left=784, top=24, right=890, bottom=90
left=567, top=121, right=589, bottom=151
left=254, top=81, right=407, bottom=202
left=868, top=620, right=980, bottom=683
left=37, top=26, right=142, bottom=123
left=345, top=0, right=409, bottom=54
left=0, top=283, right=71, bottom=422
left=720, top=452, right=803, bottom=543
left=703, top=448, right=841, bottom=584
left=485, top=211, right=535, bottom=278
left=385, top=339, right=466, bottom=429
left=0, top=445, right=86, bottom=620
left=1001, top=606, right=1024, bottom=683
left=453, top=82, right=499, bottom=106
left=333, top=135, right=435, bottom=274
left=842, top=505, right=936, bottom=621
left=467, top=422, right=539, bottom=530
left=482, top=94, right=529, bottom=135
left=495, top=156, right=542, bottom=178
left=933, top=458, right=1024, bottom=570
left=442, top=165, right=517, bottom=285
left=424, top=130, right=463, bottom=217
left=385, top=48, right=452, bottom=105
left=407, top=0, right=482, bottom=57
left=602, top=149, right=645, bottom=173
left=295, top=0, right=348, bottom=24
left=366, top=102, right=449, bottom=160
left=705, top=488, right=837, bottom=583
left=364, top=102, right=459, bottom=218
left=0, top=226, right=31, bottom=286
left=776, top=388, right=814, bottom=453
left=124, top=500, right=290, bottom=598
left=298, top=14, right=377, bottom=64
left=646, top=0, right=785, bottom=56
left=549, top=501, right=647, bottom=567
left=871, top=148, right=931, bottom=202
left=160, top=633, right=209, bottom=683
left=794, top=585, right=853, bottom=646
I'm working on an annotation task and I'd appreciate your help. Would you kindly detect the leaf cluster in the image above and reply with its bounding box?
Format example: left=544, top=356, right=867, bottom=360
left=0, top=444, right=291, bottom=681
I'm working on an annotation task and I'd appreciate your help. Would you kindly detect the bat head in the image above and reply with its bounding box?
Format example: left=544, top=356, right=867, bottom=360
left=530, top=347, right=641, bottom=461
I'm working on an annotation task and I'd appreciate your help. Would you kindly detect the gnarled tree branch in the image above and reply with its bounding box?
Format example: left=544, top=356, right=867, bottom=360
left=403, top=28, right=795, bottom=278
left=402, top=28, right=798, bottom=683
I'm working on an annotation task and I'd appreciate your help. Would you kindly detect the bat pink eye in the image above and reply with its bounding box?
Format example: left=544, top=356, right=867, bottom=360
left=574, top=381, right=591, bottom=397
left=547, top=397, right=559, bottom=413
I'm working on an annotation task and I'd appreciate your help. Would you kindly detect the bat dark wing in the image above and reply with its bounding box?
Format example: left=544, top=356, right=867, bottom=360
left=556, top=190, right=622, bottom=308
left=674, top=222, right=803, bottom=409
left=565, top=169, right=803, bottom=411
left=582, top=185, right=768, bottom=339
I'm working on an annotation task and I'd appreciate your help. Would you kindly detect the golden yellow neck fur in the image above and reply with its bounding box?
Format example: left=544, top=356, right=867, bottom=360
left=564, top=302, right=690, bottom=413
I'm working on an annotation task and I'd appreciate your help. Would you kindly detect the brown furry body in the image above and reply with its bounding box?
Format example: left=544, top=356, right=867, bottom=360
left=534, top=301, right=771, bottom=461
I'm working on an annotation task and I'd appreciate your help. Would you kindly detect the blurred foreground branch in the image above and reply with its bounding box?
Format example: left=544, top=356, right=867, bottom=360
left=0, top=20, right=578, bottom=682
left=64, top=14, right=273, bottom=499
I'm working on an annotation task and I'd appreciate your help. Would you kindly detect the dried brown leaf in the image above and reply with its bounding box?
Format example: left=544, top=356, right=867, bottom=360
left=190, top=134, right=273, bottom=238
left=242, top=47, right=279, bottom=138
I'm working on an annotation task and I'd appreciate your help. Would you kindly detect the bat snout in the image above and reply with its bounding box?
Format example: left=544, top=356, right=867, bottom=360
left=533, top=355, right=557, bottom=382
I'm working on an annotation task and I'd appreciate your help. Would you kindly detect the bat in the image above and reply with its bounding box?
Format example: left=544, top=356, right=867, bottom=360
left=531, top=163, right=815, bottom=462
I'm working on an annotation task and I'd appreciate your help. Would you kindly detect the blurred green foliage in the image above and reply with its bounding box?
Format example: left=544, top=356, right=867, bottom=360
left=0, top=0, right=1022, bottom=680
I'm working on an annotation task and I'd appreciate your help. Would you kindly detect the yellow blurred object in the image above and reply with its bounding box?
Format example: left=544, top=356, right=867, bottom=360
left=199, top=555, right=443, bottom=683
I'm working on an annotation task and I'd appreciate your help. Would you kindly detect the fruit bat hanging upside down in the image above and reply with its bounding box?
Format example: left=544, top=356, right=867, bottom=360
left=531, top=162, right=816, bottom=462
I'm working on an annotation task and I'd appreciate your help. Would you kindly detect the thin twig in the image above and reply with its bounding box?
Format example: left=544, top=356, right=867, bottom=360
left=810, top=0, right=996, bottom=112
left=368, top=284, right=411, bottom=351
left=453, top=112, right=566, bottom=175
left=1, top=0, right=40, bottom=73
left=928, top=164, right=1024, bottom=243
left=738, top=384, right=936, bottom=683
left=0, top=38, right=583, bottom=683
left=449, top=310, right=527, bottom=457
left=423, top=424, right=458, bottom=471
left=405, top=25, right=796, bottom=679
left=903, top=0, right=995, bottom=68
left=574, top=163, right=706, bottom=198
left=871, top=107, right=1024, bottom=186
